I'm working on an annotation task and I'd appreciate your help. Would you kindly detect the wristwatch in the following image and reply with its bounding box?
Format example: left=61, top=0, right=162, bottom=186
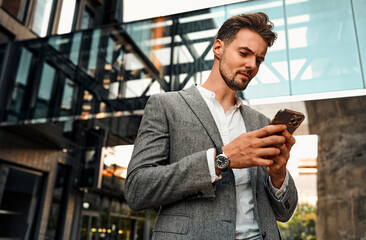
left=214, top=147, right=230, bottom=172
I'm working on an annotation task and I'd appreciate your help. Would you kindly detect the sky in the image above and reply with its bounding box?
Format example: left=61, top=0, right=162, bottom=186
left=123, top=0, right=248, bottom=22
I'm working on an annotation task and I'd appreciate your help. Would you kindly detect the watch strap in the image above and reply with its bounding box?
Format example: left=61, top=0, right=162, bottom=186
left=215, top=146, right=223, bottom=156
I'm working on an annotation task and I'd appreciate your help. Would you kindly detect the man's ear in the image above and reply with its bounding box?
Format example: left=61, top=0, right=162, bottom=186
left=213, top=39, right=224, bottom=59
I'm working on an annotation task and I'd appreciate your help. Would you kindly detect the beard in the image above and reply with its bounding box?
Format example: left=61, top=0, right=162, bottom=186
left=219, top=63, right=251, bottom=92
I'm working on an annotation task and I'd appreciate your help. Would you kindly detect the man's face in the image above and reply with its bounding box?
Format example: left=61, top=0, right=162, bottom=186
left=219, top=28, right=268, bottom=91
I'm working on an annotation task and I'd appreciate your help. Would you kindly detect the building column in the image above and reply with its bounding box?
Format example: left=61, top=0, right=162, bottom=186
left=306, top=95, right=366, bottom=240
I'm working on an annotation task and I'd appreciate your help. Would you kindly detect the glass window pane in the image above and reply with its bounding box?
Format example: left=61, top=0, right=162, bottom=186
left=114, top=0, right=122, bottom=22
left=15, top=48, right=32, bottom=85
left=353, top=0, right=366, bottom=87
left=119, top=218, right=132, bottom=240
left=70, top=32, right=82, bottom=65
left=87, top=30, right=100, bottom=76
left=81, top=90, right=94, bottom=119
left=6, top=48, right=33, bottom=121
left=227, top=0, right=290, bottom=99
left=60, top=79, right=75, bottom=116
left=286, top=0, right=363, bottom=95
left=103, top=37, right=121, bottom=98
left=45, top=164, right=70, bottom=240
left=57, top=0, right=76, bottom=34
left=31, top=0, right=54, bottom=37
left=34, top=62, right=56, bottom=118
left=0, top=165, right=44, bottom=239
left=81, top=7, right=93, bottom=30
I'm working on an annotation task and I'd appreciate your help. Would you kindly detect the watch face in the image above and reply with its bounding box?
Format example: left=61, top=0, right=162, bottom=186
left=215, top=155, right=229, bottom=170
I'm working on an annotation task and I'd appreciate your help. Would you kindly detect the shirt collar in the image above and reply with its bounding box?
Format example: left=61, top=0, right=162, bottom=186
left=197, top=85, right=243, bottom=109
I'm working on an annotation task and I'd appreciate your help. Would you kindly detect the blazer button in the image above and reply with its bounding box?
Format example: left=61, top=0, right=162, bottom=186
left=285, top=201, right=290, bottom=209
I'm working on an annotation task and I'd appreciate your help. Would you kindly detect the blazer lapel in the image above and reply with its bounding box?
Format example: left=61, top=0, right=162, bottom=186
left=239, top=105, right=257, bottom=133
left=179, top=85, right=223, bottom=149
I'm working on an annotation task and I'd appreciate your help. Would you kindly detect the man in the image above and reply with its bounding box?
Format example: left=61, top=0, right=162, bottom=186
left=125, top=12, right=298, bottom=240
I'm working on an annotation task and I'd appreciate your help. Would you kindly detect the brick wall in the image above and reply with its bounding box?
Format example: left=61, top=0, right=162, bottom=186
left=0, top=128, right=73, bottom=240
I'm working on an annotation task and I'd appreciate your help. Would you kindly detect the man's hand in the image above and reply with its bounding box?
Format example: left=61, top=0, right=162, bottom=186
left=222, top=124, right=287, bottom=169
left=267, top=129, right=295, bottom=188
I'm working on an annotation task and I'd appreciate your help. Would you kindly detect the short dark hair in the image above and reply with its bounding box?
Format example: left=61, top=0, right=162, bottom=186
left=216, top=12, right=277, bottom=47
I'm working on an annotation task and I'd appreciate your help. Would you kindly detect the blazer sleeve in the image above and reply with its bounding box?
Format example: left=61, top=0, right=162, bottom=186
left=266, top=170, right=298, bottom=222
left=124, top=94, right=216, bottom=211
left=249, top=110, right=298, bottom=222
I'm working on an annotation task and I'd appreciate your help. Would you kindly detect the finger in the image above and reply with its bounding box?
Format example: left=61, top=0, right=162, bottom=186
left=259, top=135, right=286, bottom=148
left=253, top=124, right=287, bottom=138
left=281, top=131, right=296, bottom=149
left=271, top=153, right=288, bottom=165
left=257, top=146, right=281, bottom=157
left=274, top=143, right=288, bottom=153
left=255, top=158, right=274, bottom=167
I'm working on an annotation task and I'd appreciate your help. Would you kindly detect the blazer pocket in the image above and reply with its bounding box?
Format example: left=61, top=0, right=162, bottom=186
left=153, top=214, right=190, bottom=235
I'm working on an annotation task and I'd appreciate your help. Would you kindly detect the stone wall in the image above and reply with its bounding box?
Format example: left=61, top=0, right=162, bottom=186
left=306, top=96, right=366, bottom=240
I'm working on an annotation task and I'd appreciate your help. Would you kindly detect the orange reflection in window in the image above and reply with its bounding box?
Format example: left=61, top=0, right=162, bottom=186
left=102, top=167, right=127, bottom=179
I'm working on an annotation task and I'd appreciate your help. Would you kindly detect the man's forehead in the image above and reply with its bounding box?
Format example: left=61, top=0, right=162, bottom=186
left=232, top=29, right=268, bottom=54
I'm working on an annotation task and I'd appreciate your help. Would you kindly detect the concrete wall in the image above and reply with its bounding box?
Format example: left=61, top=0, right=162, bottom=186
left=306, top=96, right=366, bottom=240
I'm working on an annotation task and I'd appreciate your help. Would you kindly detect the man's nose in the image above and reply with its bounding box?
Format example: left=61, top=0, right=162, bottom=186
left=245, top=56, right=257, bottom=69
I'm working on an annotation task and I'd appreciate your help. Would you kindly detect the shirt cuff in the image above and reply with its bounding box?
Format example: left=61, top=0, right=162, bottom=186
left=206, top=148, right=222, bottom=183
left=269, top=169, right=289, bottom=199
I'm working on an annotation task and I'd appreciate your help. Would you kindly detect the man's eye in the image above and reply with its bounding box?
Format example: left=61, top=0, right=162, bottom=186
left=240, top=52, right=247, bottom=56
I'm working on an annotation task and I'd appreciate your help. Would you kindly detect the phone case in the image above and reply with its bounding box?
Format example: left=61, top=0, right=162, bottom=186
left=269, top=109, right=305, bottom=134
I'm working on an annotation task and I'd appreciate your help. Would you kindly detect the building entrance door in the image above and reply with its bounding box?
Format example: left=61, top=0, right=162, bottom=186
left=0, top=162, right=45, bottom=239
left=80, top=211, right=99, bottom=240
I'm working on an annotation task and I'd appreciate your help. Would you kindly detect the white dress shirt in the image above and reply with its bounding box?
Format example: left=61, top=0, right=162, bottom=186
left=197, top=86, right=289, bottom=240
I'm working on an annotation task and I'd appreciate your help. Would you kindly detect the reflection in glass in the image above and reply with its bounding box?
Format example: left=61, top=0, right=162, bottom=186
left=69, top=32, right=82, bottom=65
left=57, top=0, right=76, bottom=34
left=0, top=165, right=44, bottom=239
left=352, top=0, right=366, bottom=87
left=30, top=0, right=55, bottom=37
left=113, top=0, right=122, bottom=22
left=80, top=215, right=98, bottom=240
left=7, top=48, right=33, bottom=121
left=45, top=164, right=70, bottom=240
left=99, top=102, right=107, bottom=114
left=81, top=90, right=93, bottom=119
left=60, top=79, right=75, bottom=116
left=286, top=0, right=363, bottom=94
left=103, top=37, right=116, bottom=93
left=2, top=0, right=366, bottom=125
left=34, top=62, right=56, bottom=118
left=226, top=0, right=290, bottom=99
left=102, top=145, right=133, bottom=190
left=87, top=30, right=100, bottom=76
left=81, top=7, right=93, bottom=30
left=48, top=35, right=61, bottom=51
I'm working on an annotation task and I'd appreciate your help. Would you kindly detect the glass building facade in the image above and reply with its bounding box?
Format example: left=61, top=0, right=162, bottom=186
left=0, top=0, right=366, bottom=239
left=1, top=0, right=366, bottom=125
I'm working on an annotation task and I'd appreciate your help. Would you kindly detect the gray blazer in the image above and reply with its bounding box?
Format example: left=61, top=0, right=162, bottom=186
left=125, top=85, right=298, bottom=240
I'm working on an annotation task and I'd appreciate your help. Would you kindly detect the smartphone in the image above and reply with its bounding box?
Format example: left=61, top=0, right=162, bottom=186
left=269, top=109, right=305, bottom=134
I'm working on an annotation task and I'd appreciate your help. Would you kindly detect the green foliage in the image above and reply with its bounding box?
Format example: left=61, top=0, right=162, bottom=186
left=278, top=204, right=316, bottom=240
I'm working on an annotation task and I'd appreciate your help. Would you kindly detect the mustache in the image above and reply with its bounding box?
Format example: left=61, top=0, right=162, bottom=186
left=237, top=69, right=251, bottom=76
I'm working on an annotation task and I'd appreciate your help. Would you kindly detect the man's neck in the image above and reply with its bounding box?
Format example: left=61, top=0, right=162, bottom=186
left=201, top=77, right=237, bottom=113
